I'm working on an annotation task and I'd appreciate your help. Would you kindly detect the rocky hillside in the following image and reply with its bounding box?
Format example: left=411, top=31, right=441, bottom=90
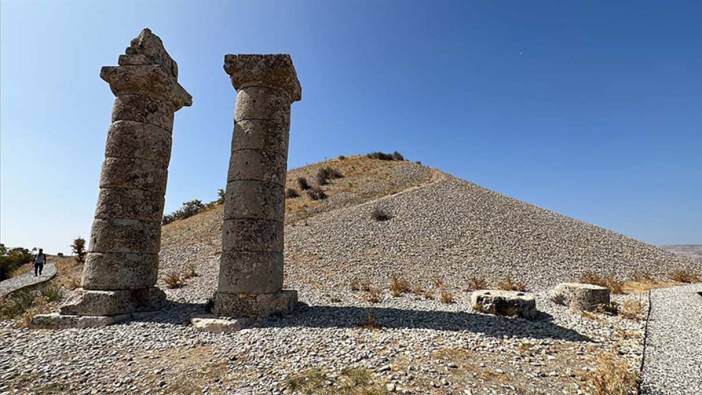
left=159, top=155, right=696, bottom=302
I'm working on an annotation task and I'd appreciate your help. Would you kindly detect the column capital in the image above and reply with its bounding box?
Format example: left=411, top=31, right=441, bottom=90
left=100, top=28, right=192, bottom=109
left=224, top=54, right=301, bottom=102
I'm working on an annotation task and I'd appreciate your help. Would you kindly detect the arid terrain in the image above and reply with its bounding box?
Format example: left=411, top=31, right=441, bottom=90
left=2, top=155, right=700, bottom=394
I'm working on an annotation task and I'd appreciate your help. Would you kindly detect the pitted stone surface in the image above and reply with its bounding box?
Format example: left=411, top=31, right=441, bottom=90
left=216, top=54, right=300, bottom=317
left=224, top=54, right=301, bottom=101
left=65, top=28, right=189, bottom=318
left=471, top=290, right=538, bottom=319
left=549, top=282, right=610, bottom=311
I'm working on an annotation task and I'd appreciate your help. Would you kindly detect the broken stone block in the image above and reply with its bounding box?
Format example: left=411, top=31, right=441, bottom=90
left=191, top=317, right=251, bottom=333
left=471, top=290, right=537, bottom=319
left=549, top=282, right=610, bottom=311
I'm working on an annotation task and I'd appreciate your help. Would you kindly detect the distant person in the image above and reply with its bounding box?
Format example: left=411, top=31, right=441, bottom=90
left=34, top=249, right=46, bottom=276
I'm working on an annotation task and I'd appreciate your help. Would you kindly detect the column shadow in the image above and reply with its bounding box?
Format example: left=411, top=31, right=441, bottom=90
left=131, top=301, right=590, bottom=342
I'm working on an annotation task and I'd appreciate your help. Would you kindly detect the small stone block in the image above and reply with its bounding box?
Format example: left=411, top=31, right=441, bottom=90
left=471, top=290, right=537, bottom=319
left=191, top=317, right=251, bottom=333
left=31, top=313, right=130, bottom=329
left=549, top=282, right=611, bottom=311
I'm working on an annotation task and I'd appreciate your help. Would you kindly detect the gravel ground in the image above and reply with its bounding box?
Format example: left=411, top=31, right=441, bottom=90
left=0, top=263, right=56, bottom=298
left=641, top=283, right=702, bottom=395
left=1, top=289, right=646, bottom=394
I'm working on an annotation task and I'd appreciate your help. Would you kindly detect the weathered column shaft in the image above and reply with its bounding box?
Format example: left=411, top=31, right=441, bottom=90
left=62, top=29, right=191, bottom=318
left=215, top=54, right=301, bottom=317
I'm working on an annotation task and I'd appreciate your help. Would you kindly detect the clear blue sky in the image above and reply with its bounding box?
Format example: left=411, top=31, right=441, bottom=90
left=2, top=0, right=700, bottom=254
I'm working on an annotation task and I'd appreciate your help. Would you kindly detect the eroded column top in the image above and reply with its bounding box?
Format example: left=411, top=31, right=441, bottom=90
left=100, top=28, right=192, bottom=110
left=224, top=54, right=302, bottom=102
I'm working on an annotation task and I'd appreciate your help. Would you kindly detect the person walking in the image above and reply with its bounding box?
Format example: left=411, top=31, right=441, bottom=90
left=34, top=248, right=46, bottom=276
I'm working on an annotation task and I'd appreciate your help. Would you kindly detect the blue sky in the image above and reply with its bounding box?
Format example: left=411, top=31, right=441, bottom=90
left=1, top=0, right=700, bottom=254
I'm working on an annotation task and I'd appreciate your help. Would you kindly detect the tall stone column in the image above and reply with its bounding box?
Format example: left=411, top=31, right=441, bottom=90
left=54, top=29, right=191, bottom=324
left=214, top=54, right=301, bottom=317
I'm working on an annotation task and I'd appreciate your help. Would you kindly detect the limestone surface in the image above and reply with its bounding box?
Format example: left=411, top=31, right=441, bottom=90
left=60, top=28, right=190, bottom=321
left=215, top=54, right=301, bottom=317
left=471, top=290, right=537, bottom=319
left=549, top=282, right=610, bottom=311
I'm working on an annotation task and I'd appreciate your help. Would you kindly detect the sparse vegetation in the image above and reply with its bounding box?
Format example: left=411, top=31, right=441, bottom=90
left=388, top=276, right=411, bottom=297
left=71, top=237, right=87, bottom=263
left=0, top=244, right=33, bottom=281
left=287, top=367, right=387, bottom=394
left=582, top=352, right=639, bottom=395
left=366, top=151, right=404, bottom=161
left=439, top=289, right=455, bottom=304
left=365, top=287, right=382, bottom=304
left=580, top=272, right=624, bottom=294
left=306, top=187, right=327, bottom=201
left=619, top=299, right=643, bottom=320
left=350, top=278, right=371, bottom=292
left=41, top=286, right=63, bottom=303
left=669, top=270, right=702, bottom=283
left=286, top=188, right=300, bottom=198
left=183, top=263, right=198, bottom=279
left=162, top=199, right=207, bottom=225
left=467, top=276, right=489, bottom=291
left=496, top=276, right=527, bottom=292
left=337, top=155, right=346, bottom=160
left=361, top=311, right=381, bottom=330
left=371, top=207, right=392, bottom=221
left=0, top=290, right=35, bottom=319
left=297, top=177, right=311, bottom=190
left=164, top=272, right=184, bottom=289
left=217, top=188, right=225, bottom=204
left=286, top=369, right=327, bottom=394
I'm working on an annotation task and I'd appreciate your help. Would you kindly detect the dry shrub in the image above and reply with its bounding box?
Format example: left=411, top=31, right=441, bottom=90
left=389, top=276, right=411, bottom=297
left=439, top=289, right=455, bottom=304
left=371, top=207, right=392, bottom=221
left=351, top=278, right=371, bottom=292
left=360, top=311, right=381, bottom=330
left=183, top=263, right=198, bottom=280
left=164, top=272, right=184, bottom=289
left=287, top=369, right=326, bottom=393
left=632, top=271, right=654, bottom=282
left=285, top=188, right=300, bottom=199
left=466, top=276, right=488, bottom=291
left=365, top=287, right=381, bottom=304
left=619, top=299, right=643, bottom=320
left=496, top=276, right=527, bottom=292
left=306, top=187, right=327, bottom=201
left=582, top=352, right=639, bottom=395
left=669, top=270, right=702, bottom=283
left=594, top=302, right=620, bottom=316
left=297, top=177, right=311, bottom=191
left=580, top=272, right=624, bottom=294
left=433, top=278, right=445, bottom=288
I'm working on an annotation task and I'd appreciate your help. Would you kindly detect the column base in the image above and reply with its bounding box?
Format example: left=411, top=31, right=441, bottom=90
left=59, top=287, right=166, bottom=316
left=214, top=289, right=297, bottom=318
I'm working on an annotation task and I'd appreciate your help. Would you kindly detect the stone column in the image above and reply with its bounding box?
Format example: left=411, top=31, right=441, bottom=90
left=55, top=29, right=191, bottom=323
left=214, top=54, right=301, bottom=317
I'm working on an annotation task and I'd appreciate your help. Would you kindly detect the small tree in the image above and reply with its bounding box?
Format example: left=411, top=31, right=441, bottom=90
left=217, top=188, right=225, bottom=204
left=72, top=237, right=86, bottom=263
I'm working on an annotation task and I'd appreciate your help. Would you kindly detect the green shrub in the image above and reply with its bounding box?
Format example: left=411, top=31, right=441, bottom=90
left=0, top=290, right=35, bottom=319
left=307, top=187, right=327, bottom=201
left=286, top=188, right=300, bottom=198
left=71, top=237, right=86, bottom=263
left=0, top=246, right=33, bottom=281
left=162, top=199, right=206, bottom=225
left=366, top=151, right=405, bottom=161
left=41, top=286, right=63, bottom=303
left=297, top=177, right=311, bottom=191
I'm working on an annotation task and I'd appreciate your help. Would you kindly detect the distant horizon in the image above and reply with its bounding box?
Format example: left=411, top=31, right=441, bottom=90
left=2, top=1, right=701, bottom=253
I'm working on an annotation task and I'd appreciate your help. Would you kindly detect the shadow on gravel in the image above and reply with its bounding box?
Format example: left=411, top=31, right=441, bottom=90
left=125, top=302, right=589, bottom=342
left=262, top=304, right=591, bottom=342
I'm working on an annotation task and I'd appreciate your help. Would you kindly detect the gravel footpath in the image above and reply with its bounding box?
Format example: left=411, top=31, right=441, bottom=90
left=641, top=283, right=702, bottom=394
left=0, top=263, right=56, bottom=298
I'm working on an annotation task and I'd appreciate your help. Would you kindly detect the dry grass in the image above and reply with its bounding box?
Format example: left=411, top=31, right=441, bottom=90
left=182, top=263, right=198, bottom=280
left=579, top=272, right=624, bottom=294
left=351, top=278, right=372, bottom=292
left=287, top=369, right=327, bottom=394
left=581, top=352, right=639, bottom=395
left=388, top=276, right=411, bottom=297
left=433, top=277, right=445, bottom=288
left=164, top=272, right=184, bottom=289
left=287, top=367, right=387, bottom=395
left=466, top=276, right=488, bottom=291
left=439, top=289, right=455, bottom=304
left=360, top=311, right=382, bottom=330
left=496, top=276, right=527, bottom=292
left=619, top=299, right=643, bottom=320
left=412, top=286, right=434, bottom=300
left=365, top=287, right=382, bottom=304
left=669, top=270, right=702, bottom=283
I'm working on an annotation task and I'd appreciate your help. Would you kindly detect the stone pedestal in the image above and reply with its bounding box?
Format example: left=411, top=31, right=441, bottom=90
left=33, top=29, right=191, bottom=328
left=215, top=54, right=301, bottom=317
left=549, top=282, right=611, bottom=311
